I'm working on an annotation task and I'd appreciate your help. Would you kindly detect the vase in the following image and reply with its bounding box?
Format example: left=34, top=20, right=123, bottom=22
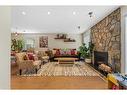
left=85, top=58, right=92, bottom=63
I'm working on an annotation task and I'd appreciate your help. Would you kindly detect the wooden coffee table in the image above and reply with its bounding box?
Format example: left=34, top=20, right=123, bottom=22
left=54, top=57, right=78, bottom=64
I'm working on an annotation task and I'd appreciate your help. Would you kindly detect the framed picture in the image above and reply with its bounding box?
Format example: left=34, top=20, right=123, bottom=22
left=39, top=36, right=48, bottom=48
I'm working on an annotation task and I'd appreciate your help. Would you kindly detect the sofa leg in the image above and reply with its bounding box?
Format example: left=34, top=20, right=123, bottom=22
left=39, top=65, right=41, bottom=68
left=35, top=68, right=38, bottom=74
left=19, top=69, right=22, bottom=75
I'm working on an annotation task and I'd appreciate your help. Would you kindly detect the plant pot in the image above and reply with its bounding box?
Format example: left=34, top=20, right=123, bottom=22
left=85, top=58, right=92, bottom=63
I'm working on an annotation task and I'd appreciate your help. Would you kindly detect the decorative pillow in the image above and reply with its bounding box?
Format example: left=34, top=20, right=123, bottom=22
left=34, top=54, right=38, bottom=60
left=71, top=49, right=76, bottom=55
left=23, top=55, right=28, bottom=60
left=27, top=53, right=34, bottom=60
left=52, top=50, right=56, bottom=55
left=60, top=49, right=65, bottom=55
left=11, top=51, right=16, bottom=56
left=66, top=50, right=71, bottom=55
left=75, top=50, right=78, bottom=55
left=55, top=49, right=60, bottom=56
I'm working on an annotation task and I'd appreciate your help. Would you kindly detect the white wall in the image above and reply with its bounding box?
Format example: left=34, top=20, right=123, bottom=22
left=12, top=33, right=82, bottom=51
left=121, top=6, right=127, bottom=74
left=82, top=29, right=91, bottom=47
left=0, top=7, right=11, bottom=89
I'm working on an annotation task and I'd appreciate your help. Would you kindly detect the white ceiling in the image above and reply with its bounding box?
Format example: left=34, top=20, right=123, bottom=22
left=11, top=6, right=119, bottom=34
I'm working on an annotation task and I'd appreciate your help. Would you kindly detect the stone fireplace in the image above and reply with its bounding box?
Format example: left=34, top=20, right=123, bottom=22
left=91, top=8, right=121, bottom=72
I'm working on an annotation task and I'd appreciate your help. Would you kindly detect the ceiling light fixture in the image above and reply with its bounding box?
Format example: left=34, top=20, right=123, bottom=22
left=88, top=12, right=93, bottom=17
left=22, top=11, right=26, bottom=15
left=48, top=11, right=51, bottom=15
left=73, top=11, right=76, bottom=15
left=78, top=26, right=80, bottom=29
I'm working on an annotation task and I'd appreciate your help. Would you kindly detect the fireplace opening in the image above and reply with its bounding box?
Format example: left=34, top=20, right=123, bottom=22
left=94, top=51, right=112, bottom=75
left=94, top=51, right=108, bottom=67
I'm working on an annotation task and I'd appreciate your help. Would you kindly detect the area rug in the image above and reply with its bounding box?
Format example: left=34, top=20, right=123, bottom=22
left=20, top=62, right=100, bottom=76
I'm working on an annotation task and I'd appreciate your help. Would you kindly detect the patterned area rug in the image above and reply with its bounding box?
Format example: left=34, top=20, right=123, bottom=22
left=20, top=62, right=100, bottom=76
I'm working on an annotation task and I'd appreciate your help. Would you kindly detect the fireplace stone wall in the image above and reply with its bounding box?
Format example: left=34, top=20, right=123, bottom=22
left=91, top=8, right=121, bottom=72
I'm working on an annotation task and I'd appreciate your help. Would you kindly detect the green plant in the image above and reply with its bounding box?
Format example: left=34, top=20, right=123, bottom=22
left=89, top=42, right=94, bottom=56
left=17, top=40, right=24, bottom=51
left=11, top=39, right=24, bottom=52
left=78, top=42, right=94, bottom=59
left=11, top=39, right=17, bottom=51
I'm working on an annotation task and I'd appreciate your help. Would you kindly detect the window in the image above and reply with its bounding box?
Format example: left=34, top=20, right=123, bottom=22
left=24, top=38, right=35, bottom=50
left=83, top=30, right=90, bottom=47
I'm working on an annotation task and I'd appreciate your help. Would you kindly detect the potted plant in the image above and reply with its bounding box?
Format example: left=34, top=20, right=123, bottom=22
left=17, top=40, right=24, bottom=52
left=11, top=39, right=24, bottom=52
left=78, top=42, right=94, bottom=63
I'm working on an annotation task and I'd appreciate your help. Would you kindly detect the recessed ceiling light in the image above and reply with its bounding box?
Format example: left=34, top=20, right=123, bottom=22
left=22, top=11, right=26, bottom=15
left=48, top=11, right=51, bottom=15
left=73, top=11, right=76, bottom=15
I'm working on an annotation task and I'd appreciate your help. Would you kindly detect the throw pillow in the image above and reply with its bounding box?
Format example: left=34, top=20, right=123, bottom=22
left=55, top=49, right=60, bottom=56
left=60, top=49, right=65, bottom=55
left=33, top=54, right=38, bottom=60
left=52, top=50, right=56, bottom=55
left=23, top=55, right=28, bottom=60
left=75, top=50, right=78, bottom=55
left=27, top=53, right=35, bottom=60
left=66, top=50, right=71, bottom=55
left=71, top=49, right=76, bottom=55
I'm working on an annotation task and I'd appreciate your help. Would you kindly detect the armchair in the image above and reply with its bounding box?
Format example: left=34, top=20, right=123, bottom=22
left=37, top=51, right=49, bottom=64
left=15, top=52, right=41, bottom=75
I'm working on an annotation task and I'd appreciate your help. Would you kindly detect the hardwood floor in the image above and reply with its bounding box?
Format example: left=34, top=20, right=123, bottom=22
left=11, top=63, right=108, bottom=89
left=11, top=76, right=108, bottom=89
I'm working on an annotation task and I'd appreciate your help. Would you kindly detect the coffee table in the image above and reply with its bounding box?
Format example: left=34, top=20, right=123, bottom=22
left=54, top=57, right=78, bottom=64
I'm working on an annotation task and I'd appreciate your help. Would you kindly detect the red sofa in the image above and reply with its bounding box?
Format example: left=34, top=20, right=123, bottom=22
left=52, top=48, right=79, bottom=59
